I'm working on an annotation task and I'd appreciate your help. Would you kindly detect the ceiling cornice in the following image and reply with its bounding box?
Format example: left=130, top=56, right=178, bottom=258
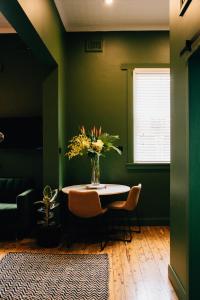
left=67, top=25, right=169, bottom=32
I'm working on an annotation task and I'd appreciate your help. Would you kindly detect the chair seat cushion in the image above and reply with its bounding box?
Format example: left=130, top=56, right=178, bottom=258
left=108, top=200, right=126, bottom=210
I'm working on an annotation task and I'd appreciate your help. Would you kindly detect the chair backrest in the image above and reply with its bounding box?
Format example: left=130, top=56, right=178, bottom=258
left=123, top=183, right=142, bottom=211
left=68, top=190, right=104, bottom=218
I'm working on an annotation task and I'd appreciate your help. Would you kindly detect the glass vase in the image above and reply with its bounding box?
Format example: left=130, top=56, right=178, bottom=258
left=90, top=155, right=100, bottom=185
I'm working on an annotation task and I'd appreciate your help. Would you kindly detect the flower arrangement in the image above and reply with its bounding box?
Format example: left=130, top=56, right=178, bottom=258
left=65, top=126, right=122, bottom=186
left=65, top=125, right=121, bottom=159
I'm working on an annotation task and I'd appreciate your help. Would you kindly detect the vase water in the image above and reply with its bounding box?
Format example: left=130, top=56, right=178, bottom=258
left=90, top=155, right=100, bottom=186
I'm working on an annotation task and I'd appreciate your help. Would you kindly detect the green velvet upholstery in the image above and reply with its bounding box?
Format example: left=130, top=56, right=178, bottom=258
left=0, top=178, right=35, bottom=240
left=0, top=178, right=32, bottom=203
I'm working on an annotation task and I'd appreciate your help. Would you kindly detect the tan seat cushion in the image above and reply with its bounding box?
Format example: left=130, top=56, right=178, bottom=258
left=108, top=200, right=126, bottom=210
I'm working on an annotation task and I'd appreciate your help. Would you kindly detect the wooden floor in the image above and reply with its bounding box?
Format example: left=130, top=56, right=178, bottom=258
left=0, top=226, right=177, bottom=300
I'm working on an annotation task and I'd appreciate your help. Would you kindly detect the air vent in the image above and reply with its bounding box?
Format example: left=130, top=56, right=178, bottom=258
left=85, top=40, right=103, bottom=52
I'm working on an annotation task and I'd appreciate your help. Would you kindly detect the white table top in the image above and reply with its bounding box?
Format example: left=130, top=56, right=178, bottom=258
left=62, top=184, right=130, bottom=196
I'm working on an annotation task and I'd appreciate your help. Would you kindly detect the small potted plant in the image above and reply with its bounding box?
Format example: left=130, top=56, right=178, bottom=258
left=34, top=185, right=61, bottom=247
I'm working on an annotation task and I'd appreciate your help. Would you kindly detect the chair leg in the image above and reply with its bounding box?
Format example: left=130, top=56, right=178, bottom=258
left=107, top=208, right=141, bottom=244
left=99, top=216, right=109, bottom=251
left=106, top=212, right=131, bottom=243
left=126, top=208, right=141, bottom=234
left=122, top=211, right=141, bottom=243
left=128, top=224, right=133, bottom=242
left=132, top=207, right=141, bottom=233
left=123, top=216, right=132, bottom=243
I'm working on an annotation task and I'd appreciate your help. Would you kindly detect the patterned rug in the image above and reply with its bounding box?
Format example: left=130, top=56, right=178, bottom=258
left=0, top=253, right=109, bottom=300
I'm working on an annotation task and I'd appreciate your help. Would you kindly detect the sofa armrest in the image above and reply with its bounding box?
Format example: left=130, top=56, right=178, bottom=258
left=17, top=189, right=36, bottom=208
left=16, top=189, right=36, bottom=237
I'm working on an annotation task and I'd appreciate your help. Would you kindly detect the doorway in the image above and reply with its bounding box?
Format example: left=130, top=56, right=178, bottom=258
left=0, top=5, right=60, bottom=188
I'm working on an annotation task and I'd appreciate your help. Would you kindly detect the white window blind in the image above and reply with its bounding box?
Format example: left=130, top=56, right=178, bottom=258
left=133, top=68, right=170, bottom=163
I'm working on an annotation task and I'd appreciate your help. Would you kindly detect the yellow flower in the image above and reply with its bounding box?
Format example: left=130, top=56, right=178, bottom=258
left=65, top=134, right=91, bottom=159
left=91, top=139, right=104, bottom=152
left=82, top=139, right=90, bottom=149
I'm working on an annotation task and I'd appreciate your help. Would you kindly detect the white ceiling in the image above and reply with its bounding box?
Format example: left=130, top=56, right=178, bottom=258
left=0, top=13, right=16, bottom=33
left=0, top=0, right=169, bottom=34
left=54, top=0, right=169, bottom=32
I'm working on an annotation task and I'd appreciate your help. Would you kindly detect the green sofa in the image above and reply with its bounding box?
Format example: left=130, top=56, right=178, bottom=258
left=0, top=178, right=35, bottom=240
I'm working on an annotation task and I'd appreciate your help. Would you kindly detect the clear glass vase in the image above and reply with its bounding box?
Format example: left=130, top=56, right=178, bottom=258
left=90, top=155, right=100, bottom=185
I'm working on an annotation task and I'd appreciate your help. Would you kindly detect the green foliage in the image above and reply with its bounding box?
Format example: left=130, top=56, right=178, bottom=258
left=35, top=186, right=59, bottom=227
left=98, top=133, right=122, bottom=154
left=43, top=185, right=52, bottom=199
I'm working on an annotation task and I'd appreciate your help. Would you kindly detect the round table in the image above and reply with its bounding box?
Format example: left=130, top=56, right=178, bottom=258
left=62, top=184, right=130, bottom=196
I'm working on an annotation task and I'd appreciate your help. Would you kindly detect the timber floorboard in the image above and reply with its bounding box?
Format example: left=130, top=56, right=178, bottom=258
left=0, top=226, right=177, bottom=300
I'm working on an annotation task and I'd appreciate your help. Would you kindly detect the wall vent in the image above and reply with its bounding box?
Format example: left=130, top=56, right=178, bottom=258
left=85, top=40, right=103, bottom=52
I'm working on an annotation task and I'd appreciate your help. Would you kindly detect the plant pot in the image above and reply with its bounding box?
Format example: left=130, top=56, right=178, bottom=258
left=36, top=224, right=61, bottom=248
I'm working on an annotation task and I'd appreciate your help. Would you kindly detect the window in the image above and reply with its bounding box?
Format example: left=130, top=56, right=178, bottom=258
left=133, top=68, right=170, bottom=164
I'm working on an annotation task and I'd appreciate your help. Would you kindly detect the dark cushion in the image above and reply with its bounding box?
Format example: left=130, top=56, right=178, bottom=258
left=0, top=203, right=17, bottom=210
left=0, top=178, right=32, bottom=203
left=0, top=203, right=17, bottom=239
left=0, top=178, right=35, bottom=240
left=0, top=203, right=17, bottom=227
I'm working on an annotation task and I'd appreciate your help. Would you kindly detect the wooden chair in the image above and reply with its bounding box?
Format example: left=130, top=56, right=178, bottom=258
left=107, top=183, right=142, bottom=242
left=67, top=190, right=108, bottom=250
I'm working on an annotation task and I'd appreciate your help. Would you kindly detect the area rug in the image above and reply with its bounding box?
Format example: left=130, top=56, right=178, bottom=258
left=0, top=253, right=109, bottom=300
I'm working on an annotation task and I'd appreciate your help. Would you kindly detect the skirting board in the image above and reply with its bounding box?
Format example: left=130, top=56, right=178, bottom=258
left=128, top=217, right=169, bottom=226
left=168, top=264, right=186, bottom=300
left=140, top=218, right=169, bottom=226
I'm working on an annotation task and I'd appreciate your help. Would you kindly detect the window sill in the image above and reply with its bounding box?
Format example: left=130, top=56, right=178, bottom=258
left=126, top=163, right=170, bottom=171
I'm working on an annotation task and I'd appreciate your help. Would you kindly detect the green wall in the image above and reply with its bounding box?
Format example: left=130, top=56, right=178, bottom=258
left=169, top=0, right=200, bottom=299
left=0, top=34, right=46, bottom=188
left=66, top=31, right=170, bottom=223
left=0, top=0, right=68, bottom=188
left=0, top=3, right=171, bottom=226
left=0, top=35, right=46, bottom=117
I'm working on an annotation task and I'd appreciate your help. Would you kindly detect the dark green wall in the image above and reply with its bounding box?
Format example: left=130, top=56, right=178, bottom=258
left=66, top=31, right=170, bottom=223
left=0, top=0, right=68, bottom=188
left=169, top=0, right=200, bottom=299
left=0, top=34, right=47, bottom=188
left=0, top=35, right=45, bottom=117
